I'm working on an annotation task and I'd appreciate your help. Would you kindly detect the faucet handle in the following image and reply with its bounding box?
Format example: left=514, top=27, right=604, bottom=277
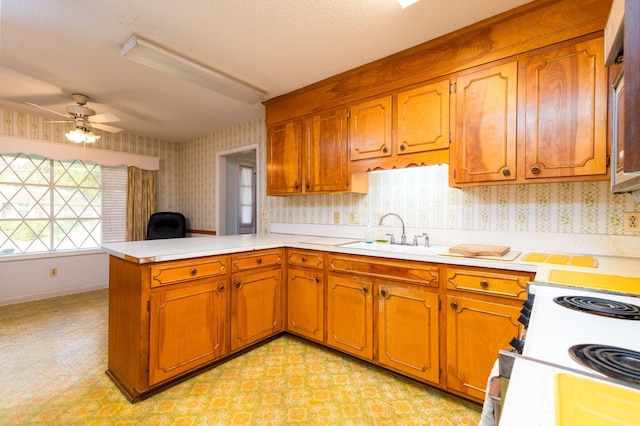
left=385, top=233, right=395, bottom=244
left=414, top=232, right=430, bottom=247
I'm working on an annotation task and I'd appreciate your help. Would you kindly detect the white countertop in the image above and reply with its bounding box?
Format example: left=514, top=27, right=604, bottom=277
left=101, top=233, right=640, bottom=285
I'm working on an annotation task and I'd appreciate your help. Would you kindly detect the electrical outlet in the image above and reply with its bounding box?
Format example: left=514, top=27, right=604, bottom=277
left=261, top=210, right=268, bottom=219
left=50, top=267, right=58, bottom=277
left=624, top=212, right=640, bottom=232
left=333, top=212, right=340, bottom=224
left=349, top=212, right=360, bottom=225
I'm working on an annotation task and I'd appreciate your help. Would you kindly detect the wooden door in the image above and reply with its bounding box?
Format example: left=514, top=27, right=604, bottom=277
left=287, top=267, right=324, bottom=342
left=231, top=268, right=282, bottom=351
left=349, top=96, right=392, bottom=160
left=377, top=281, right=440, bottom=384
left=446, top=295, right=522, bottom=400
left=524, top=37, right=608, bottom=179
left=148, top=278, right=228, bottom=385
left=326, top=273, right=373, bottom=360
left=304, top=108, right=349, bottom=192
left=397, top=79, right=450, bottom=154
left=452, top=61, right=518, bottom=184
left=266, top=120, right=302, bottom=195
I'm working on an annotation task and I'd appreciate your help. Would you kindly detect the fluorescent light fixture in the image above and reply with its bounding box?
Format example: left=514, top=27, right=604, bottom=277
left=397, top=0, right=419, bottom=8
left=121, top=35, right=266, bottom=104
left=66, top=128, right=100, bottom=144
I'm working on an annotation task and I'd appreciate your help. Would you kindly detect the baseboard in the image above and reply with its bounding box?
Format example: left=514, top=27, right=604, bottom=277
left=0, top=284, right=108, bottom=307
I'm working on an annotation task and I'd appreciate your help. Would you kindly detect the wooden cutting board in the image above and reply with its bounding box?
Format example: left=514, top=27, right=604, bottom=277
left=449, top=244, right=510, bottom=257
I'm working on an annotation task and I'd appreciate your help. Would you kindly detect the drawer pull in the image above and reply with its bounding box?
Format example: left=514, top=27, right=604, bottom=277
left=451, top=301, right=458, bottom=309
left=301, top=257, right=307, bottom=262
left=190, top=268, right=198, bottom=276
left=480, top=280, right=489, bottom=288
left=256, top=258, right=263, bottom=265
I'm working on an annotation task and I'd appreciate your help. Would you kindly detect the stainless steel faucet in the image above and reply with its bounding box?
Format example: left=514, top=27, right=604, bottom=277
left=379, top=213, right=406, bottom=245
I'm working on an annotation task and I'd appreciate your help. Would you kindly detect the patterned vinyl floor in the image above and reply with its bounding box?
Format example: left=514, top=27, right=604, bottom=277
left=0, top=289, right=481, bottom=425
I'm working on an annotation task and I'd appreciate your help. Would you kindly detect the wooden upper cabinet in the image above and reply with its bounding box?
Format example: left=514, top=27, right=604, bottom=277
left=452, top=61, right=518, bottom=184
left=304, top=108, right=350, bottom=193
left=524, top=37, right=608, bottom=179
left=397, top=79, right=451, bottom=154
left=349, top=96, right=392, bottom=161
left=266, top=121, right=302, bottom=195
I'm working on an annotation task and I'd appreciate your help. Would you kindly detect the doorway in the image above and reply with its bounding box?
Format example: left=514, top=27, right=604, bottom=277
left=216, top=145, right=258, bottom=236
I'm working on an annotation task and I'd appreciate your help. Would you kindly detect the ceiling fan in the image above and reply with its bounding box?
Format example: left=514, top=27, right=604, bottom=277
left=26, top=93, right=123, bottom=143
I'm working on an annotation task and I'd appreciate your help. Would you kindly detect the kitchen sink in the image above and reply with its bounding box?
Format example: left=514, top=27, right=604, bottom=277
left=340, top=241, right=449, bottom=256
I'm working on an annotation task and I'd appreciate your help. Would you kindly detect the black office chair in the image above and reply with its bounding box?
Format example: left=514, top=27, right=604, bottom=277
left=146, top=212, right=187, bottom=240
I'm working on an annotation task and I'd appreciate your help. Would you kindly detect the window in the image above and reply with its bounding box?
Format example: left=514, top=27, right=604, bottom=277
left=0, top=153, right=126, bottom=255
left=238, top=164, right=255, bottom=228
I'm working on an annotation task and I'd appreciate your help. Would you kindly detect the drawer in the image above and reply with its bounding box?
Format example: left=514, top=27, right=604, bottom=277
left=327, top=254, right=438, bottom=287
left=231, top=248, right=282, bottom=272
left=151, top=256, right=228, bottom=288
left=287, top=249, right=324, bottom=269
left=446, top=267, right=530, bottom=299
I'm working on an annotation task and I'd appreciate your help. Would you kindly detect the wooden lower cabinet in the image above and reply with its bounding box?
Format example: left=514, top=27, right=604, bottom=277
left=377, top=281, right=440, bottom=384
left=287, top=266, right=324, bottom=342
left=326, top=273, right=374, bottom=360
left=231, top=267, right=283, bottom=351
left=445, top=295, right=522, bottom=400
left=149, top=278, right=228, bottom=385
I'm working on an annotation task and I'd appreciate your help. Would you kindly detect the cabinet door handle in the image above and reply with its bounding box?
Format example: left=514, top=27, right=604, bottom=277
left=380, top=288, right=390, bottom=299
left=235, top=281, right=242, bottom=290
left=362, top=286, right=369, bottom=295
left=306, top=183, right=311, bottom=189
left=295, top=183, right=299, bottom=189
left=480, top=280, right=489, bottom=289
left=315, top=277, right=320, bottom=284
left=451, top=301, right=458, bottom=309
left=218, top=284, right=225, bottom=292
left=502, top=169, right=511, bottom=177
left=531, top=165, right=541, bottom=174
left=399, top=143, right=406, bottom=151
left=382, top=146, right=388, bottom=153
left=190, top=268, right=198, bottom=276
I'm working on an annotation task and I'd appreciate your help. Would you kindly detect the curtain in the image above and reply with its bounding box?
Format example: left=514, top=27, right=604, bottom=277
left=126, top=166, right=157, bottom=241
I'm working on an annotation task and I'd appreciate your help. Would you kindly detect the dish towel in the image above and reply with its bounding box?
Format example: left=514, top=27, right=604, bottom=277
left=479, top=359, right=500, bottom=426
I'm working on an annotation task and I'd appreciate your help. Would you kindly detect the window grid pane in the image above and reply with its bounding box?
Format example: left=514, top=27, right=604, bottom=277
left=0, top=154, right=104, bottom=255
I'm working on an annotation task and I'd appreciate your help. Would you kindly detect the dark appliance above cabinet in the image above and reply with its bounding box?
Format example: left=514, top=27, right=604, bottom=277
left=607, top=0, right=640, bottom=197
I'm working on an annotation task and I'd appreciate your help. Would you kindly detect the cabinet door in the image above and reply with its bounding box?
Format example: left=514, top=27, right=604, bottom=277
left=349, top=96, right=392, bottom=160
left=287, top=267, right=324, bottom=342
left=231, top=268, right=282, bottom=351
left=304, top=108, right=349, bottom=192
left=446, top=295, right=522, bottom=400
left=397, top=79, right=450, bottom=154
left=525, top=37, right=608, bottom=179
left=148, top=278, right=228, bottom=385
left=377, top=282, right=440, bottom=384
left=453, top=61, right=518, bottom=184
left=266, top=121, right=302, bottom=195
left=326, top=273, right=373, bottom=360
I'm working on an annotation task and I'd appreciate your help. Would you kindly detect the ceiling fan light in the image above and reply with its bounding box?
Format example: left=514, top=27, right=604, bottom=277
left=66, top=128, right=87, bottom=143
left=120, top=35, right=266, bottom=104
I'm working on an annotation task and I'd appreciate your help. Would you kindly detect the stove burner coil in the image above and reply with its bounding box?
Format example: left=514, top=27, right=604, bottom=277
left=569, top=344, right=640, bottom=385
left=554, top=295, right=640, bottom=320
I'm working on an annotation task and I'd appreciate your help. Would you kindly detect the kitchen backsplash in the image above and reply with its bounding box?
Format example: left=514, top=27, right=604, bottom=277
left=4, top=109, right=640, bottom=256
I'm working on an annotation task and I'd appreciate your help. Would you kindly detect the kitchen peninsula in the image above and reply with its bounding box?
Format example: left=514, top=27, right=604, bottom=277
left=102, top=233, right=640, bottom=404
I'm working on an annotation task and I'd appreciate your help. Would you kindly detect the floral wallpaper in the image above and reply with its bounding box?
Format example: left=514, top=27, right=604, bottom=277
left=4, top=109, right=640, bottom=251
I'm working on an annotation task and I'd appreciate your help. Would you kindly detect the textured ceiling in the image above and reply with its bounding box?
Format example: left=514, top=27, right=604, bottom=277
left=0, top=0, right=531, bottom=141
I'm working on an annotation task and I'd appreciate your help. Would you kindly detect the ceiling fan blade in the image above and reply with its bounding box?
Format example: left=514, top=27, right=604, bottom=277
left=91, top=123, right=123, bottom=133
left=89, top=112, right=121, bottom=123
left=45, top=120, right=74, bottom=123
left=25, top=102, right=70, bottom=119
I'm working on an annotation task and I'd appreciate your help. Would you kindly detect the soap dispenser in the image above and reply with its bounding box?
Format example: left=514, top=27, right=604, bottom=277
left=365, top=223, right=374, bottom=243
